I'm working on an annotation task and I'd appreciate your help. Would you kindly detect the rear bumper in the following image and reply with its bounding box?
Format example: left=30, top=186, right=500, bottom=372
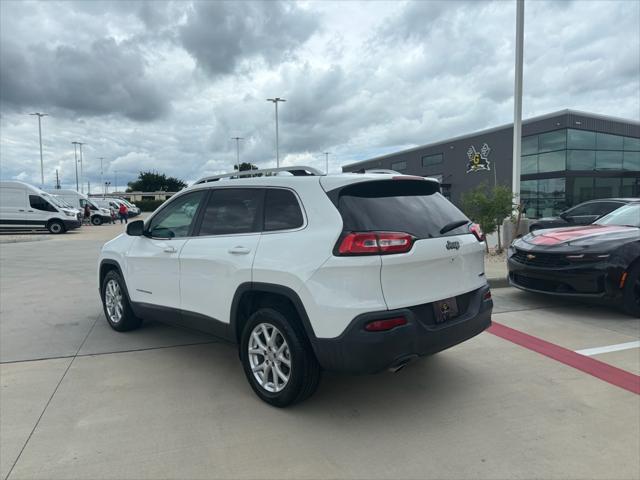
left=63, top=219, right=82, bottom=230
left=311, top=285, right=492, bottom=374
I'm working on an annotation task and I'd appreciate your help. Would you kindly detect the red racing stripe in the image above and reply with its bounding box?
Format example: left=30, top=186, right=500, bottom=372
left=487, top=322, right=640, bottom=395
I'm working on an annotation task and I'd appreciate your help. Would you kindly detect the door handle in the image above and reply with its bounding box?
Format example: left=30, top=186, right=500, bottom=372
left=163, top=246, right=177, bottom=253
left=18, top=209, right=24, bottom=212
left=228, top=246, right=251, bottom=255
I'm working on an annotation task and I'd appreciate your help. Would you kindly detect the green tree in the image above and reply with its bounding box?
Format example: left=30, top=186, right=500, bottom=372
left=126, top=171, right=187, bottom=192
left=461, top=183, right=515, bottom=252
left=234, top=162, right=259, bottom=171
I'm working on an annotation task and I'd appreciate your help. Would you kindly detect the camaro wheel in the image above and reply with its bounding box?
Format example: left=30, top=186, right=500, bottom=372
left=47, top=220, right=65, bottom=234
left=101, top=270, right=142, bottom=331
left=622, top=263, right=640, bottom=317
left=240, top=307, right=321, bottom=407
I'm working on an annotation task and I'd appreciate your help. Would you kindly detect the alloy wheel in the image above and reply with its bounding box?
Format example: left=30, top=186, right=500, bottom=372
left=105, top=279, right=123, bottom=324
left=248, top=322, right=291, bottom=393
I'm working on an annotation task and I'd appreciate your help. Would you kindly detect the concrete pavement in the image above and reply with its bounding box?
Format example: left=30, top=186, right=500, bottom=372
left=1, top=221, right=639, bottom=479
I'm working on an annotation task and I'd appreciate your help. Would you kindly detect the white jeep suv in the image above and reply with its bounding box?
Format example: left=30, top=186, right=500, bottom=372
left=98, top=166, right=492, bottom=406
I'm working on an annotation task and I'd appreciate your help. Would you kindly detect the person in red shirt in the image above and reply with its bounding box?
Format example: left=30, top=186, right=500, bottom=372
left=118, top=203, right=128, bottom=224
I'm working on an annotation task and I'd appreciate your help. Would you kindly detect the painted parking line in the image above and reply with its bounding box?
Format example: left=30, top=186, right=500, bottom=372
left=575, top=341, right=640, bottom=357
left=487, top=322, right=640, bottom=395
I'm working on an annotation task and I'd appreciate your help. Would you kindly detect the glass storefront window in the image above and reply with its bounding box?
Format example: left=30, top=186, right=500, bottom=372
left=521, top=155, right=538, bottom=174
left=596, top=150, right=623, bottom=170
left=594, top=177, right=621, bottom=198
left=570, top=177, right=595, bottom=206
left=567, top=150, right=595, bottom=170
left=538, top=178, right=565, bottom=197
left=391, top=160, right=407, bottom=171
left=421, top=153, right=443, bottom=167
left=623, top=151, right=640, bottom=171
left=520, top=180, right=538, bottom=197
left=622, top=177, right=640, bottom=197
left=596, top=132, right=624, bottom=150
left=623, top=136, right=640, bottom=151
left=522, top=135, right=538, bottom=155
left=538, top=130, right=566, bottom=153
left=538, top=150, right=566, bottom=172
left=567, top=129, right=596, bottom=149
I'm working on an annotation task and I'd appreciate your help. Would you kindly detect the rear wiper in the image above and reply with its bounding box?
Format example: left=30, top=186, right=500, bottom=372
left=440, top=219, right=469, bottom=235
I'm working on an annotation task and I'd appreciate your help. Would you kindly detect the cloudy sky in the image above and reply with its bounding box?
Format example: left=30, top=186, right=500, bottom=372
left=1, top=0, right=638, bottom=192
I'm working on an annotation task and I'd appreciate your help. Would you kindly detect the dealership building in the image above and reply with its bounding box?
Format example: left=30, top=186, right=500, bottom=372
left=342, top=110, right=640, bottom=218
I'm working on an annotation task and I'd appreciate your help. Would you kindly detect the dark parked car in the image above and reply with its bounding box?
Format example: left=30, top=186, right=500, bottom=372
left=508, top=202, right=640, bottom=316
left=529, top=198, right=637, bottom=232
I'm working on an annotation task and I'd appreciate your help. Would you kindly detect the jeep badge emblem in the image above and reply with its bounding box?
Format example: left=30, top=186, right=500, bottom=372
left=446, top=240, right=460, bottom=250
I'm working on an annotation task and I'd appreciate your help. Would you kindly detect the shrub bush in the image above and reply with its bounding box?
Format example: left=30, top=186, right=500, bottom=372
left=136, top=199, right=166, bottom=212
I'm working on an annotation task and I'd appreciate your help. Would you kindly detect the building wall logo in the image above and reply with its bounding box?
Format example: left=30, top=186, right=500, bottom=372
left=466, top=143, right=491, bottom=173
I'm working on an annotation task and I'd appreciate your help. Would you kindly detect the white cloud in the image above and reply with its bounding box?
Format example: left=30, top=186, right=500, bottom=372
left=1, top=0, right=638, bottom=190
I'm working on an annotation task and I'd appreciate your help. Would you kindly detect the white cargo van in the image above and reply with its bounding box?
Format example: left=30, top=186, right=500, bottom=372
left=0, top=181, right=81, bottom=233
left=47, top=189, right=112, bottom=225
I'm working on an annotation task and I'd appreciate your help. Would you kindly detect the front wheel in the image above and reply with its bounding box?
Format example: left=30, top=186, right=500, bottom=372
left=240, top=308, right=321, bottom=407
left=91, top=215, right=103, bottom=226
left=47, top=220, right=65, bottom=234
left=101, top=270, right=142, bottom=331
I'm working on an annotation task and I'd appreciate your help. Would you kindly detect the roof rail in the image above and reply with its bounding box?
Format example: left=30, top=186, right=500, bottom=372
left=351, top=168, right=402, bottom=175
left=194, top=166, right=323, bottom=184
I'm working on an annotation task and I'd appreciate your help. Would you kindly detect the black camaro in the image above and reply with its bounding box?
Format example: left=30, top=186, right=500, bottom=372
left=508, top=202, right=640, bottom=316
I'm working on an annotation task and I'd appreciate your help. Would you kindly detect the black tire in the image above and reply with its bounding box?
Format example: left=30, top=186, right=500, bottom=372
left=101, top=270, right=142, bottom=331
left=91, top=215, right=103, bottom=226
left=622, top=262, right=640, bottom=317
left=240, top=307, right=321, bottom=407
left=47, top=219, right=65, bottom=234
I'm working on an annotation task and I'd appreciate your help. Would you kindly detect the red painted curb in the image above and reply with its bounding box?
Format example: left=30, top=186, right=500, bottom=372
left=487, top=322, right=640, bottom=395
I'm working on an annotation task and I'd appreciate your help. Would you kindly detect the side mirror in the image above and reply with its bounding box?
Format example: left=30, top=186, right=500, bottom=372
left=126, top=220, right=145, bottom=236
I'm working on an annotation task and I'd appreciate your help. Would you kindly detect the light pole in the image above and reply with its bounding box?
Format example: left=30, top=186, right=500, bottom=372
left=323, top=152, right=330, bottom=175
left=29, top=113, right=48, bottom=186
left=511, top=0, right=525, bottom=237
left=104, top=181, right=111, bottom=197
left=78, top=143, right=85, bottom=193
left=231, top=137, right=243, bottom=172
left=114, top=170, right=118, bottom=193
left=266, top=97, right=286, bottom=167
left=512, top=0, right=524, bottom=205
left=99, top=157, right=104, bottom=194
left=71, top=142, right=81, bottom=191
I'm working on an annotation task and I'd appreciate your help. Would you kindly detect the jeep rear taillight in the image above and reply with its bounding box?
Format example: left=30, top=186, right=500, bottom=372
left=337, top=232, right=415, bottom=255
left=364, top=316, right=407, bottom=332
left=469, top=223, right=484, bottom=242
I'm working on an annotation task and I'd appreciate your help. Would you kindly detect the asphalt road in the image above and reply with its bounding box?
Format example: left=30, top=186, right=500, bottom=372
left=1, top=222, right=639, bottom=479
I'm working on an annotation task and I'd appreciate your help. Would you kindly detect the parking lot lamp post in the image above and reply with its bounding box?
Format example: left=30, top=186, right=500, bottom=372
left=266, top=98, right=286, bottom=167
left=104, top=181, right=111, bottom=197
left=29, top=113, right=48, bottom=187
left=231, top=137, right=243, bottom=172
left=78, top=143, right=85, bottom=193
left=512, top=0, right=524, bottom=205
left=323, top=152, right=330, bottom=175
left=71, top=142, right=81, bottom=191
left=99, top=157, right=104, bottom=194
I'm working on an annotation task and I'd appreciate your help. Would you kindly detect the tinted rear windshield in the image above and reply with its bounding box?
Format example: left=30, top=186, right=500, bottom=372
left=335, top=180, right=469, bottom=239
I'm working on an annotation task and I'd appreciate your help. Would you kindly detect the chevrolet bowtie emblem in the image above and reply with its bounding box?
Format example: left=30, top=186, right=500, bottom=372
left=440, top=303, right=450, bottom=313
left=526, top=254, right=536, bottom=260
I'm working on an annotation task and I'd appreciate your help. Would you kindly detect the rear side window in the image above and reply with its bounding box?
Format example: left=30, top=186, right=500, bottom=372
left=335, top=180, right=468, bottom=239
left=264, top=189, right=303, bottom=231
left=29, top=195, right=57, bottom=212
left=198, top=188, right=262, bottom=236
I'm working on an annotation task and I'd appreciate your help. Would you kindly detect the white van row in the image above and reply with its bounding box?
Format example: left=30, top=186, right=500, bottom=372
left=46, top=189, right=113, bottom=225
left=0, top=181, right=82, bottom=234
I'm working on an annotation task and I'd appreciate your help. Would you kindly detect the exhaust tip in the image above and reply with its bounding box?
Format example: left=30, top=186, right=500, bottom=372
left=388, top=355, right=418, bottom=373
